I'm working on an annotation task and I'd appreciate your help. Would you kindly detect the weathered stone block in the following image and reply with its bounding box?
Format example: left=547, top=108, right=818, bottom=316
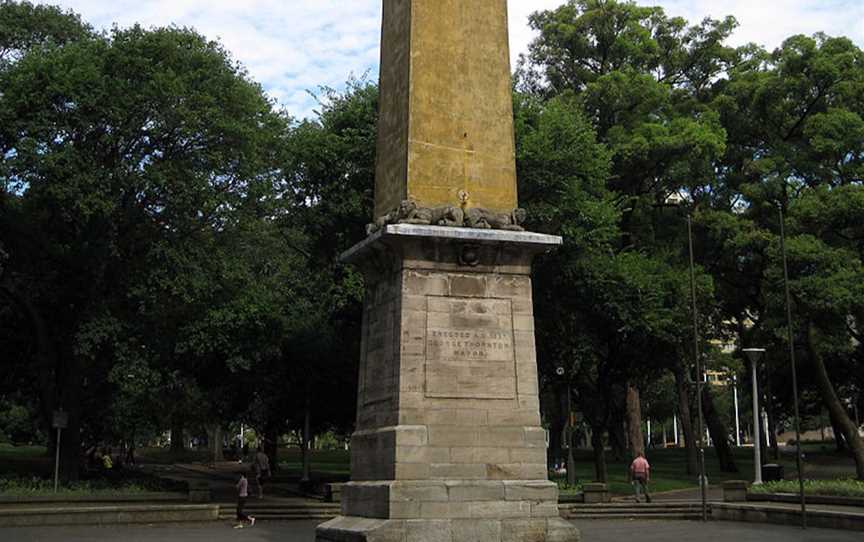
left=504, top=481, right=558, bottom=502
left=485, top=463, right=523, bottom=480
left=406, top=519, right=451, bottom=542
left=450, top=275, right=488, bottom=297
left=390, top=481, right=449, bottom=503
left=501, top=519, right=548, bottom=542
left=508, top=448, right=546, bottom=465
left=404, top=271, right=449, bottom=296
left=469, top=501, right=532, bottom=519
left=428, top=426, right=477, bottom=447
left=524, top=428, right=548, bottom=448
left=531, top=502, right=561, bottom=518
left=395, top=463, right=431, bottom=480
left=446, top=481, right=506, bottom=502
left=451, top=519, right=503, bottom=542
left=582, top=483, right=609, bottom=504
left=429, top=463, right=486, bottom=480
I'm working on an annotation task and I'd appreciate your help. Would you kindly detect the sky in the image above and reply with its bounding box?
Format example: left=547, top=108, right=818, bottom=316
left=33, top=0, right=864, bottom=119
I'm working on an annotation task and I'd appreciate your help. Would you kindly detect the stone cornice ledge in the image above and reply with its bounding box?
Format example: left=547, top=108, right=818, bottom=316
left=340, top=224, right=563, bottom=264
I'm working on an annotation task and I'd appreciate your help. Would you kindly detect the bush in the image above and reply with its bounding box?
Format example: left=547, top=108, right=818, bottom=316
left=0, top=476, right=152, bottom=496
left=750, top=479, right=864, bottom=498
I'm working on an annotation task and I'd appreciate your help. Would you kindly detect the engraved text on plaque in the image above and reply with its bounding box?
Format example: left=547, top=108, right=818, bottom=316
left=425, top=296, right=516, bottom=399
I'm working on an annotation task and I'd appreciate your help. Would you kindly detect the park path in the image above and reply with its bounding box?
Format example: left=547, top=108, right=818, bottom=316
left=144, top=461, right=318, bottom=504
left=4, top=519, right=864, bottom=542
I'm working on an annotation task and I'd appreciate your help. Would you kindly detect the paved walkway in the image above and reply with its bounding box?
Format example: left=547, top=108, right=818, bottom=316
left=144, top=462, right=315, bottom=504
left=2, top=519, right=861, bottom=542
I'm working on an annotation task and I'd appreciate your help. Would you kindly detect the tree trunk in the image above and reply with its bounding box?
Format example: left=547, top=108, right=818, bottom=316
left=206, top=425, right=224, bottom=463
left=301, top=387, right=312, bottom=483
left=829, top=409, right=848, bottom=452
left=625, top=383, right=645, bottom=458
left=702, top=387, right=738, bottom=473
left=263, top=419, right=280, bottom=473
left=607, top=396, right=628, bottom=461
left=807, top=322, right=864, bottom=480
left=590, top=427, right=607, bottom=483
left=58, top=351, right=82, bottom=482
left=170, top=416, right=186, bottom=453
left=767, top=405, right=779, bottom=460
left=764, top=378, right=780, bottom=460
left=674, top=360, right=698, bottom=475
left=546, top=388, right=566, bottom=469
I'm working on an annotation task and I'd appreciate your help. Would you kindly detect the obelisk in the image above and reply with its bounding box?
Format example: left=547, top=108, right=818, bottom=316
left=316, top=1, right=580, bottom=540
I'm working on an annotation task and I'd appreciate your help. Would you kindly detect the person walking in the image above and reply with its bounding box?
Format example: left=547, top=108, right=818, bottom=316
left=253, top=447, right=271, bottom=499
left=234, top=471, right=255, bottom=529
left=629, top=452, right=652, bottom=503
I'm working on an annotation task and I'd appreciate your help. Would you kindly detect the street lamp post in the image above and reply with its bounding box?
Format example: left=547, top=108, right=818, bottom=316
left=686, top=214, right=708, bottom=522
left=733, top=375, right=741, bottom=447
left=779, top=206, right=807, bottom=529
left=742, top=348, right=765, bottom=485
left=566, top=384, right=577, bottom=487
left=556, top=366, right=577, bottom=487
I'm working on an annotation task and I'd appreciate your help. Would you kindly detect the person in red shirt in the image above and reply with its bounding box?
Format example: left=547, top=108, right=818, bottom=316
left=629, top=452, right=652, bottom=503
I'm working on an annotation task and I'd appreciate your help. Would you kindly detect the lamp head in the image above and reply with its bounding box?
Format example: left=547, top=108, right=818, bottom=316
left=741, top=348, right=766, bottom=364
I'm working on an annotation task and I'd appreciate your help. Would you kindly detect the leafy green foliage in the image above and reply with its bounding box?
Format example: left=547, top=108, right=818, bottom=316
left=0, top=0, right=90, bottom=68
left=751, top=479, right=864, bottom=498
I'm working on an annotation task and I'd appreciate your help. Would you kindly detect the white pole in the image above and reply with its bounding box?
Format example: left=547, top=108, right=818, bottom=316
left=647, top=420, right=652, bottom=448
left=763, top=409, right=771, bottom=448
left=752, top=360, right=763, bottom=484
left=54, top=427, right=61, bottom=493
left=673, top=414, right=679, bottom=446
left=734, top=378, right=741, bottom=447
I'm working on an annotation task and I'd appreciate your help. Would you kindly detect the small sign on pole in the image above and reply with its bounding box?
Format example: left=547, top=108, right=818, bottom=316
left=52, top=410, right=67, bottom=493
left=52, top=411, right=68, bottom=429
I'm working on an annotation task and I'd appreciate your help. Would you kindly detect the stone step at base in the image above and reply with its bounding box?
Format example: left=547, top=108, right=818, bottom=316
left=563, top=507, right=702, bottom=513
left=559, top=502, right=702, bottom=510
left=565, top=513, right=703, bottom=520
left=565, top=508, right=702, bottom=514
left=219, top=505, right=339, bottom=510
left=218, top=514, right=336, bottom=521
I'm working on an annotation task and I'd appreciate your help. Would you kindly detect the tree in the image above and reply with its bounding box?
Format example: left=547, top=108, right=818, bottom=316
left=520, top=0, right=740, bottom=473
left=0, top=21, right=288, bottom=478
left=710, top=32, right=864, bottom=479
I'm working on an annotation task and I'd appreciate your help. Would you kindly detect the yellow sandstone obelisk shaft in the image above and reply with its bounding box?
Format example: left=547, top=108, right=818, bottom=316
left=374, top=0, right=518, bottom=219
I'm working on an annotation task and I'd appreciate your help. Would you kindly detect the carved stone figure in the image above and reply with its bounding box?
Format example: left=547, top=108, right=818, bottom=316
left=368, top=201, right=526, bottom=234
left=367, top=200, right=465, bottom=234
left=465, top=207, right=527, bottom=231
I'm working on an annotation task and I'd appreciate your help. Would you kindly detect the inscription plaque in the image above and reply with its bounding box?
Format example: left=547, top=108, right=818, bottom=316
left=425, top=296, right=516, bottom=399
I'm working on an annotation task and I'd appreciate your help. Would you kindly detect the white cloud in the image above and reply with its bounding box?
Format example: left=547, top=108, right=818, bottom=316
left=33, top=1, right=864, bottom=118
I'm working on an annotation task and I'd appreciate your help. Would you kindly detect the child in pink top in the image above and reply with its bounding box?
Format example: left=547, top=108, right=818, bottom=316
left=235, top=472, right=255, bottom=528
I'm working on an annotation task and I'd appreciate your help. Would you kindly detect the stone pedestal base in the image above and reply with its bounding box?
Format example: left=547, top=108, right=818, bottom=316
left=316, top=479, right=579, bottom=541
left=321, top=226, right=578, bottom=541
left=317, top=516, right=578, bottom=542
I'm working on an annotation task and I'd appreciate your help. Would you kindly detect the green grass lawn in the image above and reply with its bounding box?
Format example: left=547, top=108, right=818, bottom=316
left=553, top=446, right=813, bottom=496
left=3, top=442, right=857, bottom=497
left=0, top=444, right=51, bottom=477
left=277, top=448, right=351, bottom=479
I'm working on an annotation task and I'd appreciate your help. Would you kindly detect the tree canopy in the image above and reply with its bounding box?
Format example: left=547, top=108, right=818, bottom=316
left=1, top=0, right=863, bottom=483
